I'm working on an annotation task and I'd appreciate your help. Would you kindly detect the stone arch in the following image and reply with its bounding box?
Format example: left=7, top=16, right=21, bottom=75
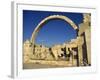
left=30, top=15, right=78, bottom=45
left=30, top=15, right=79, bottom=55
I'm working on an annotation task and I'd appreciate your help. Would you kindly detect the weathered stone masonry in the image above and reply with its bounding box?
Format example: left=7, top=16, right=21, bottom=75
left=23, top=14, right=91, bottom=67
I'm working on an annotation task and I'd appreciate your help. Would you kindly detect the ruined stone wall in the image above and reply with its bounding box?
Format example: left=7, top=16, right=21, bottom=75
left=78, top=13, right=91, bottom=66
left=23, top=14, right=91, bottom=66
left=23, top=40, right=33, bottom=63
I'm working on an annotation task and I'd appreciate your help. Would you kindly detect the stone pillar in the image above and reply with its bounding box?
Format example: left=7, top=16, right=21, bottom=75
left=69, top=53, right=73, bottom=64
left=85, top=27, right=91, bottom=65
left=65, top=46, right=70, bottom=60
left=78, top=44, right=83, bottom=66
left=77, top=36, right=84, bottom=66
left=72, top=50, right=77, bottom=66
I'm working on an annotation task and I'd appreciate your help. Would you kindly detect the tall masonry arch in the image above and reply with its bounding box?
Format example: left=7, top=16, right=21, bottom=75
left=30, top=15, right=79, bottom=47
